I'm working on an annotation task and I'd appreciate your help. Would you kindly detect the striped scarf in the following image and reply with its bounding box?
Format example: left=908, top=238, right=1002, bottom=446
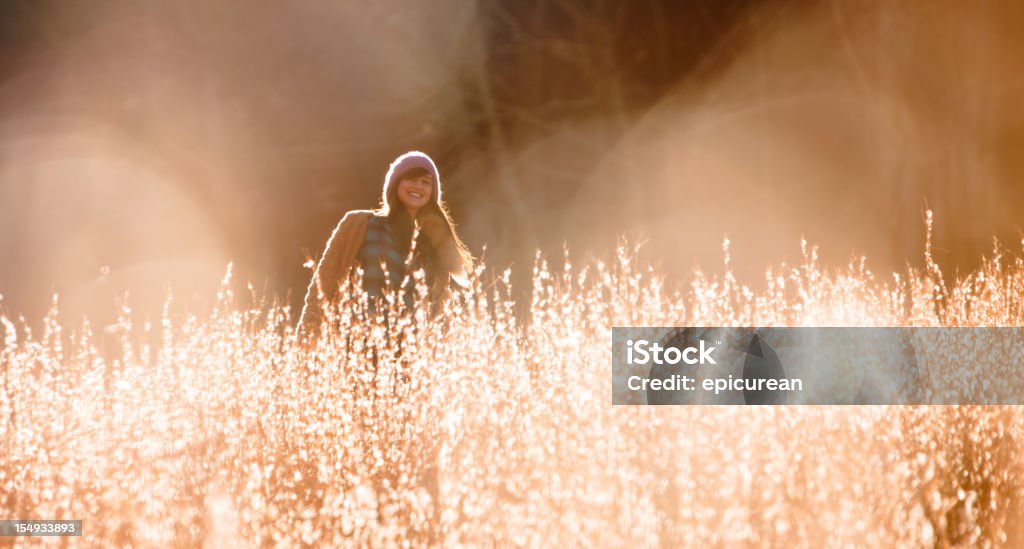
left=357, top=215, right=432, bottom=306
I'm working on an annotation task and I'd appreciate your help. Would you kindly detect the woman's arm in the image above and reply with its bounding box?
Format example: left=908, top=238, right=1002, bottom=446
left=297, top=210, right=372, bottom=338
left=419, top=210, right=470, bottom=286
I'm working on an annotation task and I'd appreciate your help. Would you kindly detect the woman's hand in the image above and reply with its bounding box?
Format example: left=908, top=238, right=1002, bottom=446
left=417, top=209, right=450, bottom=247
left=417, top=209, right=469, bottom=287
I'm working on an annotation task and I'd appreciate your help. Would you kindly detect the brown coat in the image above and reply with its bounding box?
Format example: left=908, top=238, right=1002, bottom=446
left=298, top=209, right=373, bottom=337
left=297, top=209, right=468, bottom=338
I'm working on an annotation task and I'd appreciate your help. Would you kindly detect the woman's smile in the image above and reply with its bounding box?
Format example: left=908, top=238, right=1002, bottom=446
left=397, top=173, right=433, bottom=212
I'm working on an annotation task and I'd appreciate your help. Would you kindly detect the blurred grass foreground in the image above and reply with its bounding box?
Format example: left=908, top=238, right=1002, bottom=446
left=4, top=223, right=1024, bottom=546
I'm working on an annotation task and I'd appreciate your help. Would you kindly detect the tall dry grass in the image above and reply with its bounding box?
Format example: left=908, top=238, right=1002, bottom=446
left=3, top=218, right=1024, bottom=547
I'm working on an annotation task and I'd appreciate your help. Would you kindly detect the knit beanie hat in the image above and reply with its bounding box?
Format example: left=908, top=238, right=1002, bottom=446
left=383, top=151, right=442, bottom=207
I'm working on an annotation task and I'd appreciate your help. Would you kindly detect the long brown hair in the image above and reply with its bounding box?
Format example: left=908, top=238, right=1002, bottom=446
left=378, top=169, right=473, bottom=277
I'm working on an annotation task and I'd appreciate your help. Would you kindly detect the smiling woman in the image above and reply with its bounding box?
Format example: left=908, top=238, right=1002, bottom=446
left=298, top=151, right=473, bottom=338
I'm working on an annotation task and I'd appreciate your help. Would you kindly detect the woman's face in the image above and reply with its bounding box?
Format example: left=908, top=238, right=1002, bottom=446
left=396, top=172, right=432, bottom=212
